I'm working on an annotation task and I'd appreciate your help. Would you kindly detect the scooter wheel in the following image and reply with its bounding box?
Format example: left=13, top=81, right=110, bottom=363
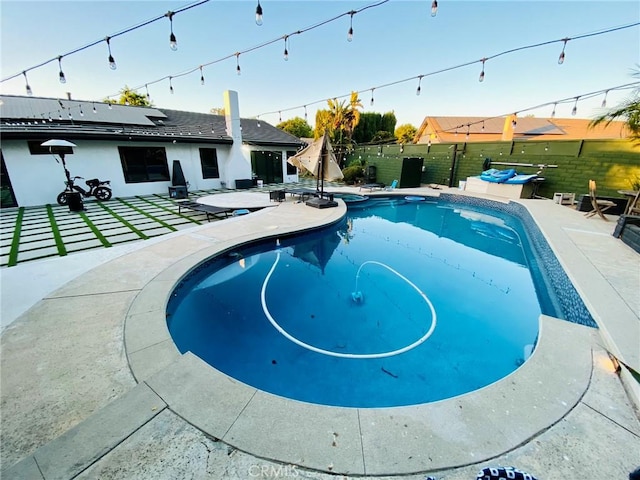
left=57, top=192, right=69, bottom=206
left=94, top=187, right=112, bottom=201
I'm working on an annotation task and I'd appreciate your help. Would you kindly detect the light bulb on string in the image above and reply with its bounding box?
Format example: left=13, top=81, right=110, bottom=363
left=465, top=125, right=470, bottom=140
left=551, top=103, right=557, bottom=118
left=304, top=105, right=308, bottom=121
left=481, top=120, right=485, bottom=132
left=236, top=53, right=241, bottom=75
left=571, top=97, right=579, bottom=116
left=92, top=103, right=97, bottom=114
left=166, top=11, right=177, bottom=51
left=106, top=37, right=117, bottom=70
left=145, top=84, right=151, bottom=101
left=58, top=110, right=63, bottom=120
left=601, top=90, right=609, bottom=108
left=558, top=38, right=568, bottom=64
left=257, top=116, right=261, bottom=127
left=200, top=66, right=205, bottom=85
left=23, top=71, right=32, bottom=96
left=79, top=105, right=84, bottom=116
left=58, top=56, right=66, bottom=84
left=370, top=88, right=375, bottom=106
left=431, top=0, right=438, bottom=17
left=108, top=102, right=113, bottom=110
left=347, top=11, right=354, bottom=42
left=511, top=113, right=517, bottom=128
left=283, top=36, right=289, bottom=61
left=416, top=76, right=423, bottom=96
left=279, top=111, right=282, bottom=122
left=169, top=76, right=174, bottom=94
left=255, top=1, right=263, bottom=26
left=478, top=58, right=486, bottom=82
left=48, top=113, right=53, bottom=122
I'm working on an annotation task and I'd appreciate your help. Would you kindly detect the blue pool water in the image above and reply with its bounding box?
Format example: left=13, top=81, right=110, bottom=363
left=168, top=196, right=545, bottom=407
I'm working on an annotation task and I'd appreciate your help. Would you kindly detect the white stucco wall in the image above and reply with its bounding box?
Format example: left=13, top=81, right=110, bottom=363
left=1, top=139, right=235, bottom=207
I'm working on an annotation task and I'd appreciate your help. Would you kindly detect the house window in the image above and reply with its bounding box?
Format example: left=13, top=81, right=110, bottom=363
left=28, top=141, right=73, bottom=155
left=286, top=150, right=298, bottom=175
left=118, top=146, right=170, bottom=183
left=199, top=148, right=220, bottom=179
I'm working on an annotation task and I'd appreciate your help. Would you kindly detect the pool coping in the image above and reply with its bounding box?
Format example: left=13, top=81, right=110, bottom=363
left=123, top=196, right=597, bottom=475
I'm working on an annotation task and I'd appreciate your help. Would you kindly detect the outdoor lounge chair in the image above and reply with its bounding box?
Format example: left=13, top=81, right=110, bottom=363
left=359, top=183, right=384, bottom=192
left=176, top=200, right=232, bottom=221
left=385, top=179, right=398, bottom=191
left=585, top=180, right=616, bottom=221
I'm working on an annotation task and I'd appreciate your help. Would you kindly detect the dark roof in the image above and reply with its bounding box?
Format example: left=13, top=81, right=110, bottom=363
left=0, top=95, right=305, bottom=148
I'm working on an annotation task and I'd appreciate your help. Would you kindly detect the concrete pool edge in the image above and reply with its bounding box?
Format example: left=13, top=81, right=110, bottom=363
left=123, top=199, right=597, bottom=475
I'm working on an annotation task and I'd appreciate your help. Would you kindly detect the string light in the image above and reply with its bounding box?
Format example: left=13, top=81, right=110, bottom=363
left=431, top=0, right=438, bottom=17
left=255, top=1, right=263, bottom=26
left=169, top=76, right=174, bottom=94
left=236, top=53, right=241, bottom=75
left=283, top=36, right=289, bottom=61
left=279, top=111, right=282, bottom=122
left=370, top=88, right=375, bottom=106
left=79, top=104, right=84, bottom=116
left=347, top=11, right=354, bottom=42
left=92, top=103, right=97, bottom=114
left=304, top=105, right=308, bottom=121
left=511, top=113, right=517, bottom=127
left=199, top=66, right=205, bottom=85
left=481, top=120, right=485, bottom=131
left=465, top=124, right=470, bottom=140
left=571, top=96, right=579, bottom=116
left=22, top=71, right=32, bottom=95
left=106, top=37, right=117, bottom=70
left=478, top=58, right=486, bottom=82
left=58, top=56, right=66, bottom=84
left=551, top=102, right=557, bottom=117
left=166, top=11, right=178, bottom=51
left=601, top=90, right=608, bottom=108
left=416, top=75, right=423, bottom=96
left=558, top=38, right=569, bottom=64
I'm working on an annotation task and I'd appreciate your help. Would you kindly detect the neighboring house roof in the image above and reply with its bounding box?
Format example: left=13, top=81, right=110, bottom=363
left=414, top=115, right=630, bottom=144
left=0, top=95, right=305, bottom=148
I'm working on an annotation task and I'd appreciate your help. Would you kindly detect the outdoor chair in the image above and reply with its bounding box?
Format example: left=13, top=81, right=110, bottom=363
left=585, top=179, right=616, bottom=221
left=627, top=189, right=640, bottom=215
left=385, top=179, right=398, bottom=191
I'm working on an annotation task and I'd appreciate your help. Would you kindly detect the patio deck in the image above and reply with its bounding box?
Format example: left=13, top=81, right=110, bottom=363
left=1, top=186, right=638, bottom=479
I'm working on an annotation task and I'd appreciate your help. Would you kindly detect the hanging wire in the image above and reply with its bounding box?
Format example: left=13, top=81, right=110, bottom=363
left=1, top=0, right=210, bottom=83
left=255, top=22, right=638, bottom=120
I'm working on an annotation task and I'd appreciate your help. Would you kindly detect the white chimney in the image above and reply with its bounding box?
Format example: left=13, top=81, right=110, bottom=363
left=222, top=90, right=251, bottom=187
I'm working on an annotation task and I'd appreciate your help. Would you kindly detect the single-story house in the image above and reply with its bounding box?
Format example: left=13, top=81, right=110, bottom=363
left=413, top=115, right=629, bottom=144
left=0, top=90, right=306, bottom=207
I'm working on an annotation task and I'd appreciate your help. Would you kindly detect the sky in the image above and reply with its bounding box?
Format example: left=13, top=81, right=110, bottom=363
left=1, top=0, right=639, bottom=129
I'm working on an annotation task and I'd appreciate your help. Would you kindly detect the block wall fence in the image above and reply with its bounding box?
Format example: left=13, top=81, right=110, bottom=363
left=346, top=139, right=639, bottom=199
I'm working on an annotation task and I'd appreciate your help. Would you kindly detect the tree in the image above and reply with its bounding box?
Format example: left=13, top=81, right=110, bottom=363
left=395, top=124, right=417, bottom=144
left=590, top=69, right=640, bottom=143
left=277, top=117, right=313, bottom=138
left=210, top=107, right=226, bottom=115
left=103, top=86, right=152, bottom=106
left=313, top=92, right=363, bottom=165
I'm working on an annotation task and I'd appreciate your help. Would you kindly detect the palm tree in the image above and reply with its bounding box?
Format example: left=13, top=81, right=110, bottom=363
left=590, top=68, right=640, bottom=143
left=314, top=92, right=362, bottom=165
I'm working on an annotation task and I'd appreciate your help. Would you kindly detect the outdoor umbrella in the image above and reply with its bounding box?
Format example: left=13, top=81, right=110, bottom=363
left=287, top=132, right=344, bottom=182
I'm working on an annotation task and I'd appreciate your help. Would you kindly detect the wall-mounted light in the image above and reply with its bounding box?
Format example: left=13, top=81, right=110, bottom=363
left=558, top=38, right=569, bottom=64
left=347, top=11, right=354, bottom=42
left=58, top=56, right=66, bottom=84
left=106, top=37, right=117, bottom=70
left=478, top=58, right=486, bottom=82
left=166, top=11, right=178, bottom=51
left=255, top=1, right=263, bottom=26
left=431, top=0, right=438, bottom=17
left=22, top=71, right=32, bottom=95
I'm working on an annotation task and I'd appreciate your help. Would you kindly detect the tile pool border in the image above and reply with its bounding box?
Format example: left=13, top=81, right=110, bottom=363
left=124, top=196, right=597, bottom=475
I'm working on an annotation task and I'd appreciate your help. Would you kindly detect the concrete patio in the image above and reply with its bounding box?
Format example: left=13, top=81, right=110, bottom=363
left=1, top=186, right=638, bottom=479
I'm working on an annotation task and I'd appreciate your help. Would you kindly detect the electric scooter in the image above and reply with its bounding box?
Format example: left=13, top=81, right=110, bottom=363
left=57, top=176, right=112, bottom=205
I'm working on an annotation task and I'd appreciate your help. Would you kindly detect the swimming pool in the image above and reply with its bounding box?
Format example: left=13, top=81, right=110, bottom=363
left=167, top=195, right=588, bottom=407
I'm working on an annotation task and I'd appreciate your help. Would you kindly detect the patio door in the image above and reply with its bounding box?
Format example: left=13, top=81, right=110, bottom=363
left=251, top=151, right=283, bottom=184
left=0, top=152, right=17, bottom=208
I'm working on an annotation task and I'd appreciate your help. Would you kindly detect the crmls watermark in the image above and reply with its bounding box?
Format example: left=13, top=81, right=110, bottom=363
left=248, top=464, right=299, bottom=478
